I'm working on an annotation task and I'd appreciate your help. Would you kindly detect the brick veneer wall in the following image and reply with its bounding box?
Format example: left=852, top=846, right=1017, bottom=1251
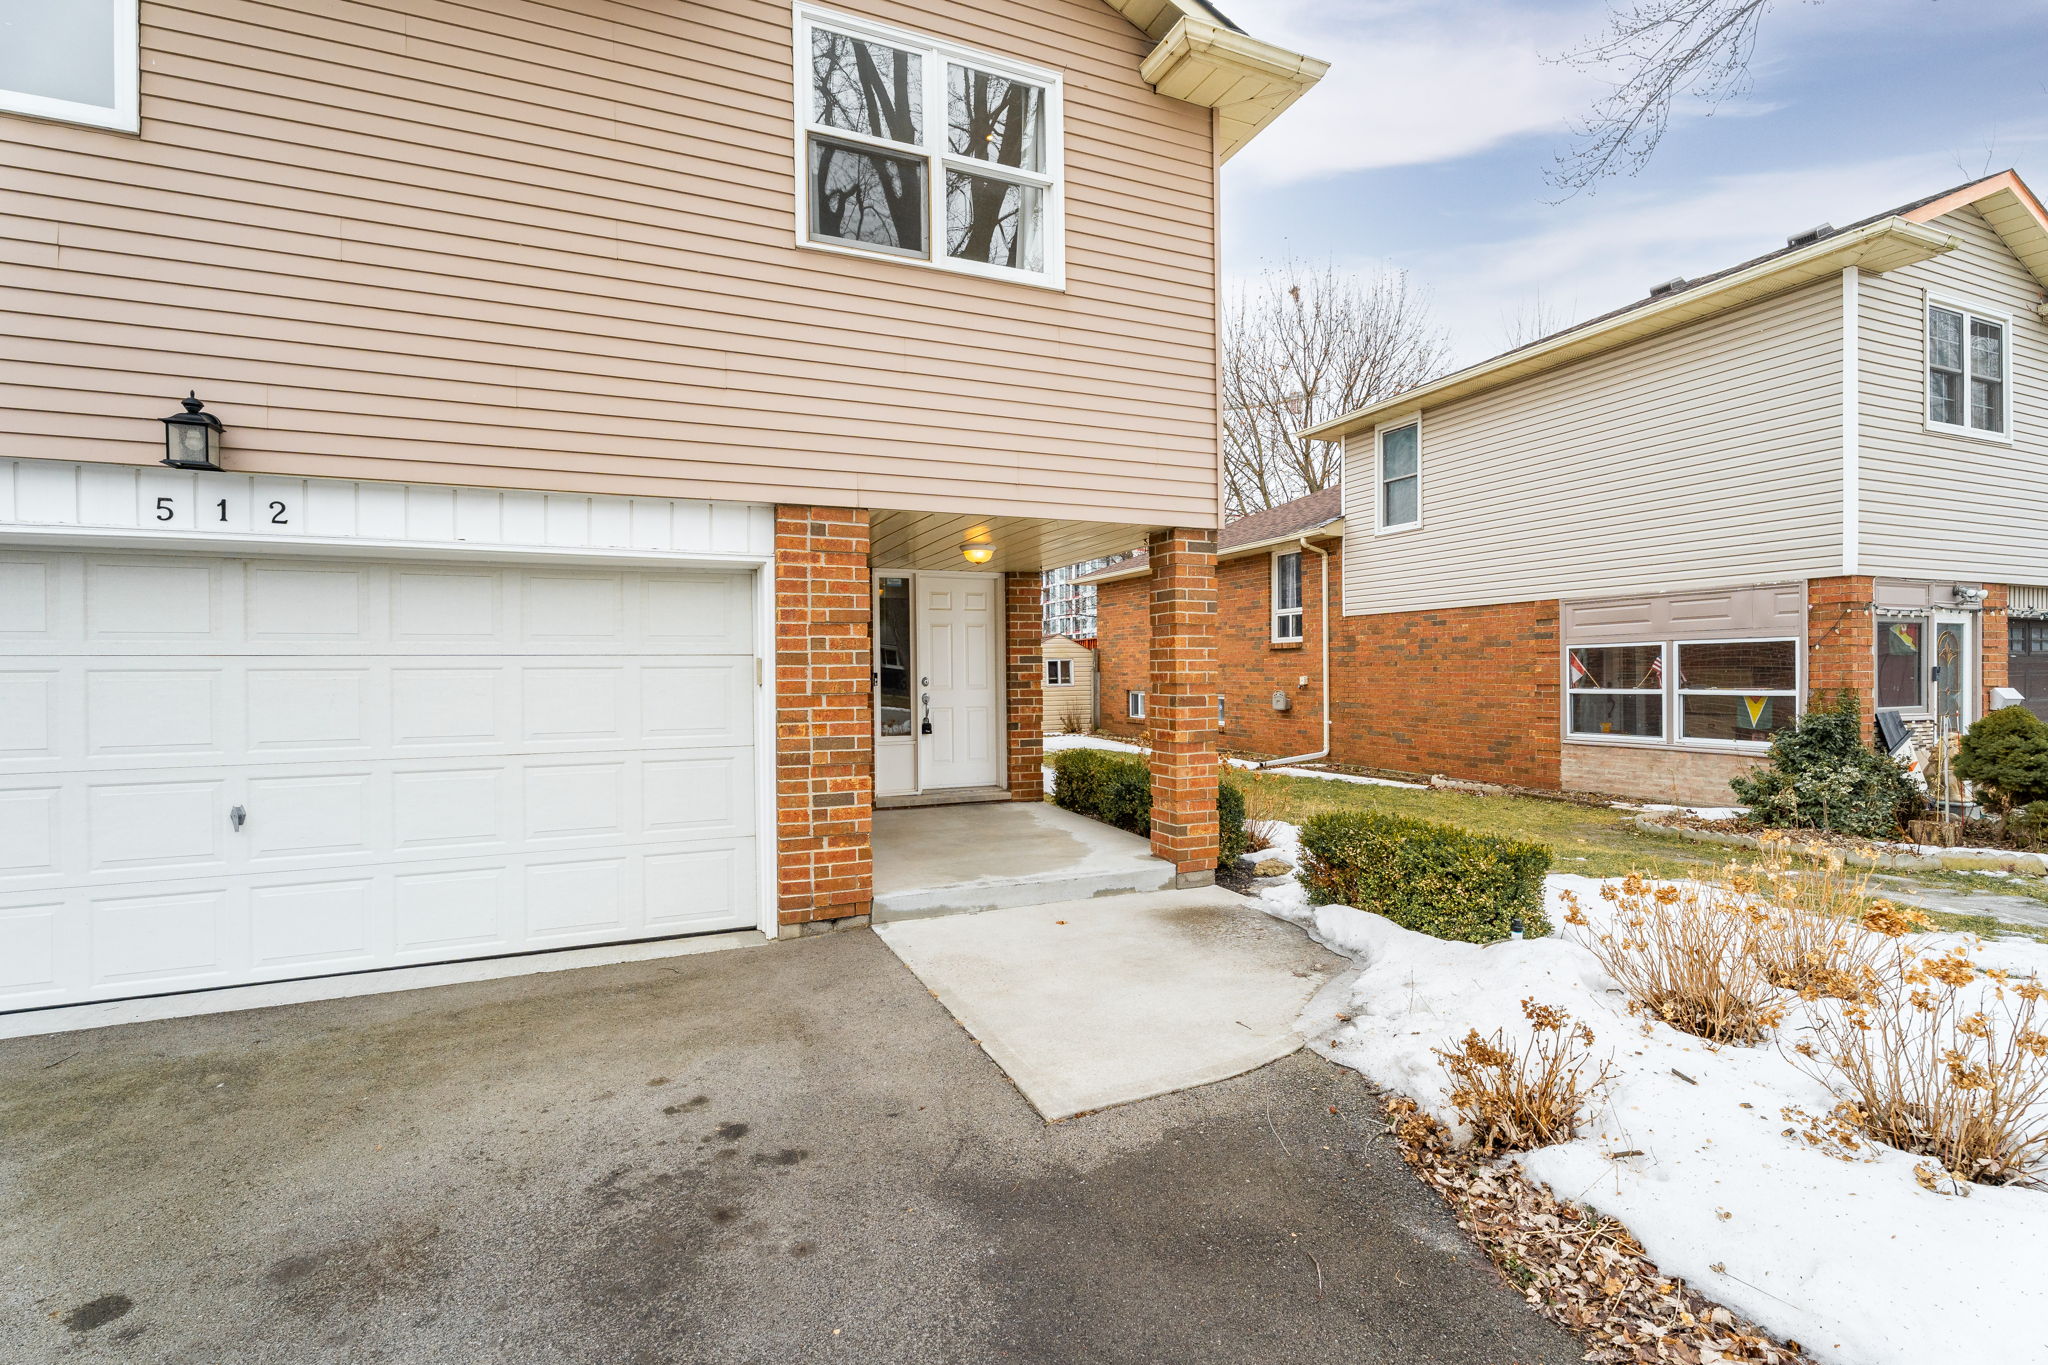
left=1983, top=583, right=2011, bottom=702
left=1146, top=528, right=1220, bottom=875
left=1096, top=572, right=1150, bottom=737
left=1004, top=572, right=1044, bottom=800
left=1806, top=575, right=1878, bottom=727
left=774, top=506, right=872, bottom=928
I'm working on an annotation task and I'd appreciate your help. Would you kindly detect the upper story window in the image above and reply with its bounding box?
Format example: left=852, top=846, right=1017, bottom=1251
left=1272, top=551, right=1303, bottom=641
left=797, top=7, right=1063, bottom=286
left=0, top=0, right=138, bottom=132
left=1927, top=302, right=2009, bottom=437
left=1378, top=421, right=1420, bottom=530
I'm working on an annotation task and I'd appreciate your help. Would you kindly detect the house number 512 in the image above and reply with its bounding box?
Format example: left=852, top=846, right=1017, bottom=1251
left=151, top=495, right=291, bottom=525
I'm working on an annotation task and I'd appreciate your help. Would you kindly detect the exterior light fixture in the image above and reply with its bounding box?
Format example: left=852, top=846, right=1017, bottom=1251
left=961, top=542, right=996, bottom=565
left=1953, top=586, right=1988, bottom=606
left=161, top=392, right=225, bottom=471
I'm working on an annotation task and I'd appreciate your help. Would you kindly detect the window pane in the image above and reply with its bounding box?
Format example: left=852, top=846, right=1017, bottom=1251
left=1380, top=423, right=1418, bottom=479
left=1681, top=693, right=1794, bottom=742
left=947, top=64, right=1044, bottom=172
left=1383, top=475, right=1418, bottom=527
left=1877, top=619, right=1923, bottom=709
left=1930, top=368, right=1962, bottom=426
left=810, top=28, right=921, bottom=144
left=1276, top=611, right=1303, bottom=640
left=1930, top=307, right=1964, bottom=371
left=1972, top=376, right=2004, bottom=433
left=945, top=170, right=1042, bottom=271
left=0, top=0, right=117, bottom=107
left=1570, top=693, right=1663, bottom=738
left=1970, top=317, right=2004, bottom=380
left=1676, top=639, right=1796, bottom=691
left=1276, top=553, right=1301, bottom=612
left=1568, top=645, right=1663, bottom=691
left=877, top=576, right=912, bottom=736
left=811, top=138, right=927, bottom=255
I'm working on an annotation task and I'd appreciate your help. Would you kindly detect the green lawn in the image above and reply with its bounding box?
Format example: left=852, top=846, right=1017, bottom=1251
left=1231, top=769, right=2048, bottom=943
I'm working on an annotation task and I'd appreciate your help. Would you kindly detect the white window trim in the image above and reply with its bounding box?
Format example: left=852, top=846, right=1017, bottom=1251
left=1127, top=689, right=1146, bottom=719
left=1563, top=637, right=1804, bottom=752
left=0, top=0, right=139, bottom=133
left=1564, top=641, right=1668, bottom=745
left=1271, top=549, right=1304, bottom=643
left=1923, top=293, right=2015, bottom=445
left=1374, top=415, right=1422, bottom=534
left=1673, top=636, right=1802, bottom=751
left=790, top=4, right=1066, bottom=290
left=1045, top=658, right=1073, bottom=686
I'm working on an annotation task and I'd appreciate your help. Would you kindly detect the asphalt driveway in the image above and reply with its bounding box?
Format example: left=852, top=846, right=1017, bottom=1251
left=0, top=929, right=1580, bottom=1365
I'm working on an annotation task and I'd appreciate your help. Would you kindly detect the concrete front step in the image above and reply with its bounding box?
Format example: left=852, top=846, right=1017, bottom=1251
left=871, top=801, right=1178, bottom=923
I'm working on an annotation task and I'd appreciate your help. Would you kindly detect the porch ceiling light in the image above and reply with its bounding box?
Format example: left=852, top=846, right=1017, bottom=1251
left=961, top=541, right=996, bottom=565
left=160, top=392, right=225, bottom=471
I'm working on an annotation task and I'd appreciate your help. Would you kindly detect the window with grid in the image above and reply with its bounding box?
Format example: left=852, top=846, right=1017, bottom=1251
left=1928, top=304, right=2008, bottom=435
left=1566, top=644, right=1665, bottom=740
left=1379, top=422, right=1420, bottom=529
left=799, top=8, right=1061, bottom=283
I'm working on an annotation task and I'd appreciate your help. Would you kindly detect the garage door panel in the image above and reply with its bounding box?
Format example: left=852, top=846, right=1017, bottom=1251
left=0, top=551, right=763, bottom=1011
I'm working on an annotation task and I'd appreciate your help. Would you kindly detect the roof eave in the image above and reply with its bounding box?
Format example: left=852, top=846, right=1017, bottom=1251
left=1073, top=518, right=1343, bottom=583
left=1298, top=217, right=1961, bottom=442
left=1135, top=16, right=1328, bottom=162
left=1902, top=172, right=2048, bottom=292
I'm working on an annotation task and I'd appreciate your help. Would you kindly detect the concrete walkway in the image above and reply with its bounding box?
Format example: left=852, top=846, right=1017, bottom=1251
left=0, top=929, right=1580, bottom=1365
left=871, top=801, right=1175, bottom=920
left=877, top=887, right=1345, bottom=1119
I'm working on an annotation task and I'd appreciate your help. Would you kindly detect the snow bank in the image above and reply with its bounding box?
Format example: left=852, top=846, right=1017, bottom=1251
left=1244, top=836, right=2048, bottom=1365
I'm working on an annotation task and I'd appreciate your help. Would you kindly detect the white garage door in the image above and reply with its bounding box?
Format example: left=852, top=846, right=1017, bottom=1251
left=0, top=550, right=761, bottom=1012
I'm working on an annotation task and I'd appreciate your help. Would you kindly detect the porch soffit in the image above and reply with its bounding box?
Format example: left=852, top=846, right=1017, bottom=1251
left=867, top=509, right=1164, bottom=573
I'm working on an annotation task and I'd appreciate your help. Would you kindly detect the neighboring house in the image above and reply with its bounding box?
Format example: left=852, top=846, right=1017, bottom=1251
left=1041, top=553, right=1130, bottom=639
left=1041, top=635, right=1098, bottom=731
left=1095, top=173, right=2048, bottom=805
left=0, top=0, right=1324, bottom=1022
left=1085, top=487, right=1342, bottom=757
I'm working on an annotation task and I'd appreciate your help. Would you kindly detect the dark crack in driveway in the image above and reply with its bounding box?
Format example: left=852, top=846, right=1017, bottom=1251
left=0, top=930, right=1579, bottom=1365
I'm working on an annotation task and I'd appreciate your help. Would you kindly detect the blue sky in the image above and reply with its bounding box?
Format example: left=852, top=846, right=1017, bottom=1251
left=1219, top=0, right=2048, bottom=364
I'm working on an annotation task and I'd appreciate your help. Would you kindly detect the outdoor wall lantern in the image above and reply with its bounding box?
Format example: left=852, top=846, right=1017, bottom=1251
left=161, top=392, right=225, bottom=471
left=960, top=541, right=996, bottom=565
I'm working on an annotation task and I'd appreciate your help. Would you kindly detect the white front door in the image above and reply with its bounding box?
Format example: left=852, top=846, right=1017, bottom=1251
left=916, top=573, right=1001, bottom=790
left=0, top=549, right=762, bottom=1012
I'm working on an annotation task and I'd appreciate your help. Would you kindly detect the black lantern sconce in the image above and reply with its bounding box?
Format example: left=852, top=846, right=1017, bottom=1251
left=161, top=392, right=225, bottom=471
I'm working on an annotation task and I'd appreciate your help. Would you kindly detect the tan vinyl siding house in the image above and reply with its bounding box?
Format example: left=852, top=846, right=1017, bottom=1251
left=1041, top=634, right=1097, bottom=731
left=3, top=0, right=1240, bottom=531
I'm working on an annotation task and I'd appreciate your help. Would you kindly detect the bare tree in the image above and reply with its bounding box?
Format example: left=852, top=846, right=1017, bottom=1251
left=1549, top=0, right=1780, bottom=195
left=1222, top=262, right=1449, bottom=516
left=1499, top=289, right=1573, bottom=350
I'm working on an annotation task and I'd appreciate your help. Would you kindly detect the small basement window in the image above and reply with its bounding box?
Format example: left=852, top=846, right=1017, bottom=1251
left=1566, top=643, right=1664, bottom=740
left=1272, top=551, right=1303, bottom=641
left=1126, top=689, right=1146, bottom=719
left=798, top=6, right=1062, bottom=285
left=1045, top=658, right=1073, bottom=686
left=0, top=0, right=137, bottom=131
left=1928, top=303, right=2008, bottom=436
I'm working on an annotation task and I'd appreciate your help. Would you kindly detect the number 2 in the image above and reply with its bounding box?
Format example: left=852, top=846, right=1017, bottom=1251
left=269, top=501, right=288, bottom=525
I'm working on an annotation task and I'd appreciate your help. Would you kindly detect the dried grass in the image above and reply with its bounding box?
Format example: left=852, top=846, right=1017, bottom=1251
left=1384, top=1096, right=1815, bottom=1364
left=1235, top=776, right=1287, bottom=853
left=1562, top=876, right=1788, bottom=1045
left=1057, top=711, right=1088, bottom=735
left=1436, top=998, right=1615, bottom=1154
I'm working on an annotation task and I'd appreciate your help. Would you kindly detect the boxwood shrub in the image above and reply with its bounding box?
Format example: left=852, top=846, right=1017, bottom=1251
left=1048, top=747, right=1247, bottom=869
left=1296, top=809, right=1551, bottom=944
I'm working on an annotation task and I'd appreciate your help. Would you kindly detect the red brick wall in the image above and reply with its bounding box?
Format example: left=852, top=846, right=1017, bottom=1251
left=774, top=506, right=872, bottom=927
left=1146, top=528, right=1220, bottom=874
left=1004, top=572, right=1044, bottom=800
left=1806, top=575, right=1877, bottom=728
left=1984, top=583, right=2011, bottom=703
left=1096, top=547, right=1561, bottom=787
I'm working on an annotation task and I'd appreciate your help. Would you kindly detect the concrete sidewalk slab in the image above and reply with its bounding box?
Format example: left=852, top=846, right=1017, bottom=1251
left=875, top=888, right=1344, bottom=1120
left=871, top=802, right=1175, bottom=921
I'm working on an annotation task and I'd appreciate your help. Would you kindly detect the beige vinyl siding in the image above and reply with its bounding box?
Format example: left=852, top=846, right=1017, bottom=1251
left=1042, top=635, right=1098, bottom=730
left=1856, top=205, right=2048, bottom=580
left=1341, top=279, right=1846, bottom=616
left=0, top=0, right=1221, bottom=526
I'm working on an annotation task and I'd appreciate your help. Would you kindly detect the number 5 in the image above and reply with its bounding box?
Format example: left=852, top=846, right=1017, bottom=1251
left=154, top=496, right=175, bottom=522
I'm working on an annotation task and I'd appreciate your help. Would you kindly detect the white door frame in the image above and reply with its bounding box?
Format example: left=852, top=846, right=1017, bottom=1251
left=871, top=567, right=1006, bottom=795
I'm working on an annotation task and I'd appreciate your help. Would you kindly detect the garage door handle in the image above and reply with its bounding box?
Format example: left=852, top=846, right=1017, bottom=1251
left=230, top=805, right=246, bottom=833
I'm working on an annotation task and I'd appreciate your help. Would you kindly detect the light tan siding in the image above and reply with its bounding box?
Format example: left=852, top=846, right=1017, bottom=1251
left=1340, top=279, right=1847, bottom=615
left=0, top=0, right=1221, bottom=527
left=1856, top=205, right=2048, bottom=580
left=1042, top=635, right=1098, bottom=730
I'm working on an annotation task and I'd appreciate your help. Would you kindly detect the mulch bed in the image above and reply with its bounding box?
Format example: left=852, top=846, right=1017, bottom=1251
left=1382, top=1096, right=1816, bottom=1365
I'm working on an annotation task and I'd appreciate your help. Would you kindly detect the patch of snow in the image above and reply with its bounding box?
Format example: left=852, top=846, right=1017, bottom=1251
left=1241, top=855, right=2048, bottom=1365
left=1617, top=801, right=1751, bottom=821
left=1042, top=734, right=1146, bottom=756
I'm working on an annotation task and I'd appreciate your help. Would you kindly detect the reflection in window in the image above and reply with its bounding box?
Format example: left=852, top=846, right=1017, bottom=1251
left=1273, top=551, right=1303, bottom=641
left=1928, top=304, right=2006, bottom=434
left=945, top=169, right=1043, bottom=271
left=810, top=30, right=921, bottom=143
left=810, top=139, right=928, bottom=255
left=1567, top=644, right=1664, bottom=739
left=1878, top=619, right=1924, bottom=709
left=948, top=64, right=1044, bottom=170
left=1380, top=423, right=1419, bottom=528
left=877, top=576, right=912, bottom=737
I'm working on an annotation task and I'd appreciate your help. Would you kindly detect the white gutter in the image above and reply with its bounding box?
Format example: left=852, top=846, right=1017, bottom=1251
left=1258, top=535, right=1331, bottom=769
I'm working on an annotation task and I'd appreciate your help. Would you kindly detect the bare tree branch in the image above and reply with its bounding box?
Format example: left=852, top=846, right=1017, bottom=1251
left=1222, top=261, right=1450, bottom=516
left=1549, top=0, right=1781, bottom=195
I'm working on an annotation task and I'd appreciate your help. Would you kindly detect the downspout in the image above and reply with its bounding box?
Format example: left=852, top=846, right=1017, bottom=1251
left=1258, top=534, right=1331, bottom=768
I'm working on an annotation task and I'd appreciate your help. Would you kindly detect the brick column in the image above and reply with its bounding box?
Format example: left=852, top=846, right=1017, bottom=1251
left=1983, top=583, right=2011, bottom=709
left=1147, top=527, right=1219, bottom=880
left=774, top=506, right=872, bottom=933
left=1004, top=571, right=1044, bottom=800
left=1807, top=575, right=1877, bottom=731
